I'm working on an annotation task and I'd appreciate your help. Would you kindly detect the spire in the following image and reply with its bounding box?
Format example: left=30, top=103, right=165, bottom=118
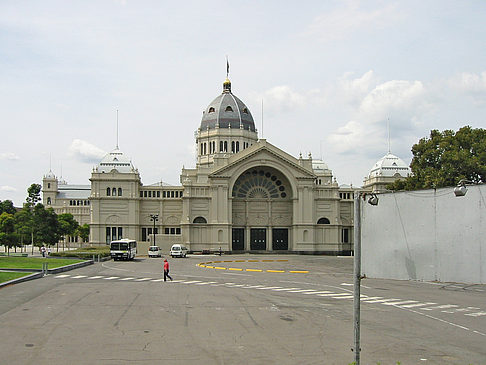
left=116, top=109, right=119, bottom=149
left=223, top=56, right=231, bottom=93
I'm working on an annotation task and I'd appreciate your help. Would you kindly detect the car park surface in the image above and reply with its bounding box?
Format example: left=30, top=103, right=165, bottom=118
left=0, top=255, right=485, bottom=364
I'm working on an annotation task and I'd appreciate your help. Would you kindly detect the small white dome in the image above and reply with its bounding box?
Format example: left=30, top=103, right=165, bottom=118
left=369, top=153, right=410, bottom=178
left=98, top=148, right=134, bottom=173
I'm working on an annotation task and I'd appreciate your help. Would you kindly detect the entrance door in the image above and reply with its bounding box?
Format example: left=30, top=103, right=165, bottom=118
left=232, top=228, right=245, bottom=251
left=272, top=228, right=288, bottom=250
left=250, top=228, right=266, bottom=250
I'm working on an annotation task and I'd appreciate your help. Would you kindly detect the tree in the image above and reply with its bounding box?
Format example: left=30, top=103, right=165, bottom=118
left=33, top=204, right=60, bottom=247
left=14, top=206, right=32, bottom=248
left=77, top=224, right=90, bottom=244
left=0, top=200, right=16, bottom=215
left=26, top=183, right=42, bottom=208
left=58, top=213, right=79, bottom=247
left=0, top=212, right=18, bottom=253
left=388, top=126, right=486, bottom=191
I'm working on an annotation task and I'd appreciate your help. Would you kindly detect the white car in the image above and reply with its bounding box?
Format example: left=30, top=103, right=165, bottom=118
left=148, top=246, right=161, bottom=258
left=170, top=244, right=188, bottom=258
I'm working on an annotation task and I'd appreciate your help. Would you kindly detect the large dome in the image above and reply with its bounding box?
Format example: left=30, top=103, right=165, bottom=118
left=97, top=148, right=134, bottom=173
left=200, top=79, right=255, bottom=132
left=368, top=152, right=410, bottom=178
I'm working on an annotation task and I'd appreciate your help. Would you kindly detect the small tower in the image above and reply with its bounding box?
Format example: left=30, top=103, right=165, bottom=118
left=42, top=170, right=58, bottom=206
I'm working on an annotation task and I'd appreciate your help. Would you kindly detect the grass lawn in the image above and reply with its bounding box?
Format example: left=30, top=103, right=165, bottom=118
left=0, top=257, right=85, bottom=270
left=0, top=271, right=32, bottom=284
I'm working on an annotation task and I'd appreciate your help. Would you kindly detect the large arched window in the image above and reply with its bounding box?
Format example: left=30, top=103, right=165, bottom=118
left=112, top=187, right=117, bottom=196
left=232, top=168, right=289, bottom=199
left=193, top=216, right=207, bottom=224
left=317, top=217, right=330, bottom=224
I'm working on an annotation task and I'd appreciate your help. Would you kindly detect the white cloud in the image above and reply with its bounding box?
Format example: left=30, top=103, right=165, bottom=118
left=336, top=70, right=378, bottom=106
left=0, top=186, right=17, bottom=192
left=448, top=71, right=486, bottom=105
left=359, top=79, right=427, bottom=125
left=68, top=139, right=106, bottom=164
left=304, top=1, right=400, bottom=42
left=0, top=152, right=20, bottom=161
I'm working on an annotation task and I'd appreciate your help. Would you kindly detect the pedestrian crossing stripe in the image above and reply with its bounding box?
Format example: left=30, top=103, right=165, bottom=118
left=51, top=274, right=486, bottom=318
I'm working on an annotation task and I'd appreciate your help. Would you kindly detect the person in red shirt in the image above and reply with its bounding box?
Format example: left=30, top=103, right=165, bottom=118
left=163, top=259, right=173, bottom=281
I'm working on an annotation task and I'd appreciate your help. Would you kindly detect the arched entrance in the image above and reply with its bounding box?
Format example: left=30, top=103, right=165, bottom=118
left=231, top=167, right=293, bottom=252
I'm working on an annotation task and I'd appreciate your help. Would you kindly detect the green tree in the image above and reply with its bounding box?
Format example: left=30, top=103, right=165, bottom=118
left=388, top=126, right=486, bottom=191
left=26, top=183, right=42, bottom=208
left=0, top=212, right=18, bottom=253
left=33, top=204, right=60, bottom=247
left=77, top=223, right=90, bottom=244
left=58, top=213, right=79, bottom=247
left=14, top=206, right=33, bottom=248
left=0, top=200, right=16, bottom=215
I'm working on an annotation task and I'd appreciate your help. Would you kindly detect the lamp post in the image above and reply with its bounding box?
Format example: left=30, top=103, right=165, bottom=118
left=150, top=214, right=158, bottom=246
left=353, top=192, right=378, bottom=365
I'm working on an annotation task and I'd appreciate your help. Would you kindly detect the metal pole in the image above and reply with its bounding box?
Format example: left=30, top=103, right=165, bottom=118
left=353, top=193, right=361, bottom=364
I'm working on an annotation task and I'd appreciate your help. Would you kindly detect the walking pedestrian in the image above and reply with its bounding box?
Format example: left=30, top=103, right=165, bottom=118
left=163, top=258, right=173, bottom=281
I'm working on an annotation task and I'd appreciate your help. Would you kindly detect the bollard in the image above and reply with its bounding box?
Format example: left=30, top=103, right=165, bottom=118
left=98, top=254, right=100, bottom=262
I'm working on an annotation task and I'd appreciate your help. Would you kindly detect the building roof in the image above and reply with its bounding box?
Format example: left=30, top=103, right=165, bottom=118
left=312, top=159, right=330, bottom=173
left=57, top=184, right=91, bottom=199
left=368, top=152, right=410, bottom=178
left=97, top=148, right=135, bottom=173
left=200, top=79, right=255, bottom=132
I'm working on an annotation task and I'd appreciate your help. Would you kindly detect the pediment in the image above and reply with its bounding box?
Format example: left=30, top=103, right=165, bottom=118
left=209, top=140, right=316, bottom=180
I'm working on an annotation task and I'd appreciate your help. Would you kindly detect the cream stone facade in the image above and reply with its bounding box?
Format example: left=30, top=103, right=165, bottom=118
left=45, top=77, right=417, bottom=255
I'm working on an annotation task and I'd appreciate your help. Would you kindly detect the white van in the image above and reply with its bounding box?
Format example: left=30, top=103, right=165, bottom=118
left=148, top=246, right=161, bottom=258
left=170, top=244, right=188, bottom=258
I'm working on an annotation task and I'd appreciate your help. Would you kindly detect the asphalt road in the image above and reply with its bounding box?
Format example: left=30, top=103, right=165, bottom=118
left=1, top=255, right=485, bottom=365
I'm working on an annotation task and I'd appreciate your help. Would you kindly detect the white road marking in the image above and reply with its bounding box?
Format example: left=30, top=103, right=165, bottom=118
left=134, top=277, right=151, bottom=281
left=88, top=276, right=104, bottom=280
left=364, top=298, right=401, bottom=304
left=360, top=296, right=383, bottom=301
left=243, top=285, right=264, bottom=289
left=272, top=287, right=300, bottom=291
left=71, top=275, right=87, bottom=279
left=256, top=286, right=282, bottom=290
left=383, top=300, right=418, bottom=306
left=55, top=274, right=71, bottom=278
left=182, top=280, right=202, bottom=284
left=103, top=276, right=120, bottom=280
left=119, top=277, right=134, bottom=281
left=287, top=289, right=317, bottom=293
left=465, top=312, right=486, bottom=317
left=341, top=283, right=353, bottom=286
left=400, top=302, right=436, bottom=308
left=304, top=291, right=333, bottom=295
left=151, top=279, right=165, bottom=282
left=422, top=304, right=458, bottom=311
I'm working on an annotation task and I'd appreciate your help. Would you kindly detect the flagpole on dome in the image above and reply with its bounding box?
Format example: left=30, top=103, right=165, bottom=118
left=226, top=55, right=229, bottom=79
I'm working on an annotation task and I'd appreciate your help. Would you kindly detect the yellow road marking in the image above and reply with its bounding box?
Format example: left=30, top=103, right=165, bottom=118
left=214, top=267, right=227, bottom=270
left=266, top=270, right=285, bottom=273
left=228, top=268, right=243, bottom=271
left=289, top=270, right=308, bottom=273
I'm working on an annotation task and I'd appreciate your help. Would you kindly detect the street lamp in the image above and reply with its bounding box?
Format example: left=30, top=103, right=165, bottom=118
left=149, top=214, right=158, bottom=246
left=353, top=191, right=379, bottom=365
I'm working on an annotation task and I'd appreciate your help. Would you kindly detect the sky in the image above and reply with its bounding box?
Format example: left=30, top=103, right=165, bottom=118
left=1, top=0, right=486, bottom=207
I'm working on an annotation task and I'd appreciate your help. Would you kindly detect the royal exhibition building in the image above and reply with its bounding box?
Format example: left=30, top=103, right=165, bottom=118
left=41, top=77, right=410, bottom=255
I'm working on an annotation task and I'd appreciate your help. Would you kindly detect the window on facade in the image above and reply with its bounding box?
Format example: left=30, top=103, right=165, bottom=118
left=144, top=191, right=148, bottom=198
left=180, top=192, right=183, bottom=197
left=225, top=106, right=233, bottom=112
left=220, top=141, right=223, bottom=152
left=243, top=108, right=248, bottom=114
left=112, top=188, right=117, bottom=196
left=148, top=191, right=152, bottom=198
left=176, top=227, right=181, bottom=234
left=142, top=228, right=147, bottom=241
left=171, top=191, right=174, bottom=198
left=236, top=141, right=239, bottom=152
left=140, top=191, right=143, bottom=198
left=48, top=183, right=51, bottom=188
left=231, top=141, right=235, bottom=153
left=157, top=191, right=160, bottom=198
left=107, top=188, right=111, bottom=196
left=163, top=191, right=166, bottom=198
left=224, top=141, right=227, bottom=152
left=193, top=216, right=207, bottom=224
left=47, top=197, right=51, bottom=205
left=317, top=217, right=331, bottom=224
left=209, top=107, right=215, bottom=113
left=165, top=228, right=170, bottom=234
left=342, top=228, right=349, bottom=243
left=118, top=188, right=122, bottom=196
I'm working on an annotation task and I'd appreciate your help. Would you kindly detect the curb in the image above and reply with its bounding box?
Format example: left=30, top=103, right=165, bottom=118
left=0, top=260, right=94, bottom=288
